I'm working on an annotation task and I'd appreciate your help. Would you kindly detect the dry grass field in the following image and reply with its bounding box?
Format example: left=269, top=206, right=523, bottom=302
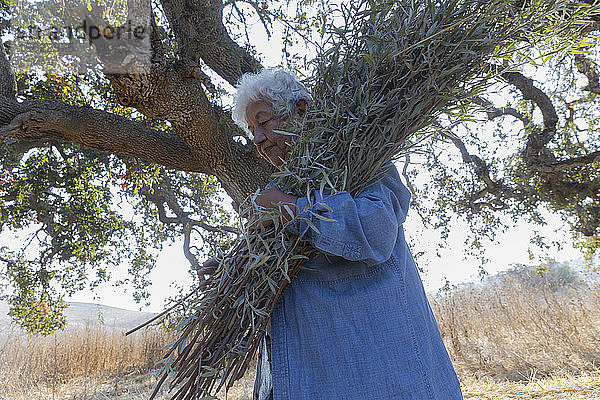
left=0, top=323, right=256, bottom=400
left=0, top=325, right=171, bottom=399
left=431, top=276, right=600, bottom=381
left=1, top=272, right=599, bottom=399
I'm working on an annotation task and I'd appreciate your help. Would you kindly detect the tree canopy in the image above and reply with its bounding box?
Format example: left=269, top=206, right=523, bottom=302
left=0, top=0, right=598, bottom=334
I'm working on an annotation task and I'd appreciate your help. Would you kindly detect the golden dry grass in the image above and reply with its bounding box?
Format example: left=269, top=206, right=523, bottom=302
left=432, top=278, right=600, bottom=381
left=0, top=324, right=171, bottom=399
left=462, top=372, right=600, bottom=399
left=1, top=368, right=257, bottom=400
left=1, top=275, right=600, bottom=399
left=0, top=323, right=254, bottom=400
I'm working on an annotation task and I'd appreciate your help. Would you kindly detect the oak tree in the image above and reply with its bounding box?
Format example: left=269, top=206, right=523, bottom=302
left=0, top=0, right=598, bottom=333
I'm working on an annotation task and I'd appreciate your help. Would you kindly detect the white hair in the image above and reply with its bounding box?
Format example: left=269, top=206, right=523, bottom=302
left=232, top=67, right=312, bottom=136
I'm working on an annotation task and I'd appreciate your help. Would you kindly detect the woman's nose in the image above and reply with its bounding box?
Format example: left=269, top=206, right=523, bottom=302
left=253, top=126, right=267, bottom=145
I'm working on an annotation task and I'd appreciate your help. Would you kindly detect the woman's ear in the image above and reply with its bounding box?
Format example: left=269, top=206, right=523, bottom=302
left=293, top=98, right=308, bottom=119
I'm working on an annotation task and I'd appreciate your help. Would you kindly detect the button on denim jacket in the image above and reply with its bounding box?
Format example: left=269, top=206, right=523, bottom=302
left=255, top=163, right=463, bottom=400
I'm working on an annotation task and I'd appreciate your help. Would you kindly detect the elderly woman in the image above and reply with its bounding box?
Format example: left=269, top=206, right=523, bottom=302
left=225, top=68, right=463, bottom=399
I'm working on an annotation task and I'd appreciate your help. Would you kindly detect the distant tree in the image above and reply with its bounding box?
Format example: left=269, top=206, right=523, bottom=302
left=495, top=258, right=581, bottom=291
left=535, top=258, right=582, bottom=290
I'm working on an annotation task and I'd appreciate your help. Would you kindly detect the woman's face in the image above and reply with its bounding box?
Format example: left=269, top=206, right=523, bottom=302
left=245, top=98, right=307, bottom=170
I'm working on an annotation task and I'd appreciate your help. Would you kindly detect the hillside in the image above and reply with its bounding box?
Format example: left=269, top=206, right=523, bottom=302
left=0, top=301, right=157, bottom=333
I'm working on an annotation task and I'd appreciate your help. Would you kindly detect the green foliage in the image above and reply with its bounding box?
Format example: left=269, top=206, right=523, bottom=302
left=2, top=253, right=67, bottom=335
left=0, top=0, right=10, bottom=15
left=574, top=234, right=600, bottom=269
left=0, top=69, right=233, bottom=335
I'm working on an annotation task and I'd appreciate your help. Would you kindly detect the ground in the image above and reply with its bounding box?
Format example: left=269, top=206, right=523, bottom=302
left=4, top=371, right=600, bottom=400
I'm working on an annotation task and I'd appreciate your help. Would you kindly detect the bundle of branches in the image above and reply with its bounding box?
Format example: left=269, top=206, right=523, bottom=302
left=130, top=0, right=597, bottom=398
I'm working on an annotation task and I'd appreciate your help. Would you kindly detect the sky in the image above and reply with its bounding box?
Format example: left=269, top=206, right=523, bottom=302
left=2, top=0, right=595, bottom=313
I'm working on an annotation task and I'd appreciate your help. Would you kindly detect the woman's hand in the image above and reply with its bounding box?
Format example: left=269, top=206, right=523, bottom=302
left=196, top=257, right=219, bottom=280
left=249, top=188, right=298, bottom=230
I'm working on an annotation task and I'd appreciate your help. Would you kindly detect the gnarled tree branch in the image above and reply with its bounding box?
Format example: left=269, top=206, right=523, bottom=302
left=535, top=151, right=600, bottom=172
left=6, top=0, right=273, bottom=205
left=440, top=130, right=518, bottom=213
left=142, top=182, right=238, bottom=233
left=502, top=71, right=558, bottom=152
left=0, top=97, right=209, bottom=173
left=471, top=96, right=531, bottom=127
left=68, top=0, right=274, bottom=205
left=140, top=181, right=239, bottom=269
left=503, top=71, right=600, bottom=196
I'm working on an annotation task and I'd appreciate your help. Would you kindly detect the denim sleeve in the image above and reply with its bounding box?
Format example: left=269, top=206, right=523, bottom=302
left=285, top=165, right=410, bottom=266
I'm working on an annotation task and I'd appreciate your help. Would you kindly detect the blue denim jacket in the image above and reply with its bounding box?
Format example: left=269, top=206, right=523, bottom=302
left=255, top=164, right=463, bottom=400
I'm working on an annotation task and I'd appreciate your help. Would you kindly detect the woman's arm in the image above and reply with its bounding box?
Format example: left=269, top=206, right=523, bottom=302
left=286, top=165, right=411, bottom=266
